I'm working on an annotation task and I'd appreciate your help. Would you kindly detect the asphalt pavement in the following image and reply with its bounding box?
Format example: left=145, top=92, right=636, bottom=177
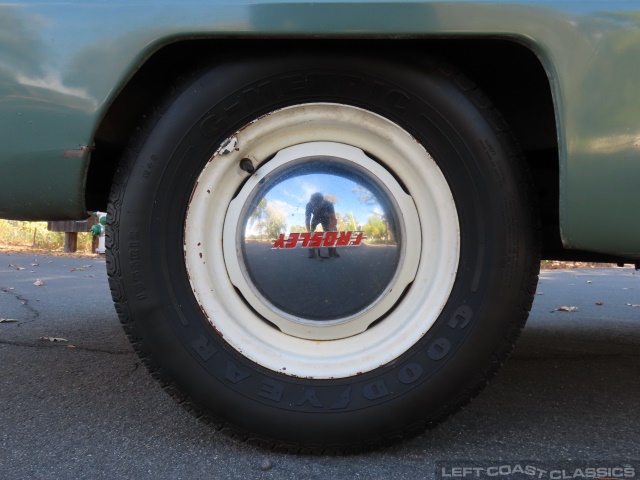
left=1, top=252, right=639, bottom=479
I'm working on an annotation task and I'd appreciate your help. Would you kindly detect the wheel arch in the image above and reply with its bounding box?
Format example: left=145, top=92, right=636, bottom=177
left=87, top=37, right=560, bottom=254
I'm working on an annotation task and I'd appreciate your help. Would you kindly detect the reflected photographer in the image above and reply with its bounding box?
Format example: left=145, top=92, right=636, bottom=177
left=305, top=192, right=340, bottom=259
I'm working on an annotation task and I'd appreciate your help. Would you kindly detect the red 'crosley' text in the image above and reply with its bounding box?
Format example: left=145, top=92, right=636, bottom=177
left=271, top=231, right=364, bottom=249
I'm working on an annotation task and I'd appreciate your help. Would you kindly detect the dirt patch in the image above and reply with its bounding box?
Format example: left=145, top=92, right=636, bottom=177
left=0, top=244, right=102, bottom=259
left=540, top=260, right=618, bottom=270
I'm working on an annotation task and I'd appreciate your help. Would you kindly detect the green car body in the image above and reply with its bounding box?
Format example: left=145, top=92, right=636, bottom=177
left=0, top=1, right=639, bottom=259
left=5, top=1, right=640, bottom=450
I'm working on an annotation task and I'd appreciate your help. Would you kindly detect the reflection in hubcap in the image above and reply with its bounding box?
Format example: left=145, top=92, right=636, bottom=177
left=223, top=141, right=422, bottom=340
left=238, top=156, right=403, bottom=322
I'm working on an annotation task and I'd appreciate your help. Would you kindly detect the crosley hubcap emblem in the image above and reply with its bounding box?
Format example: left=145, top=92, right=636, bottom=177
left=272, top=231, right=364, bottom=249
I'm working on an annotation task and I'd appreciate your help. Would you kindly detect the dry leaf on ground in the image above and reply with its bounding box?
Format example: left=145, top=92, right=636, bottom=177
left=33, top=279, right=44, bottom=286
left=555, top=306, right=579, bottom=312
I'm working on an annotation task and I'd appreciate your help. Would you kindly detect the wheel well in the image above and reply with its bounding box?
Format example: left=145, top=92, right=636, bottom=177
left=88, top=38, right=561, bottom=257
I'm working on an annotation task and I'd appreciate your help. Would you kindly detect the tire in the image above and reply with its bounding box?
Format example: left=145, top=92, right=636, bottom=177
left=106, top=53, right=539, bottom=452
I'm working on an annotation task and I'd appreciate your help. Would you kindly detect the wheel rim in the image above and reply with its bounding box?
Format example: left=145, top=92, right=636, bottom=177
left=184, top=103, right=459, bottom=379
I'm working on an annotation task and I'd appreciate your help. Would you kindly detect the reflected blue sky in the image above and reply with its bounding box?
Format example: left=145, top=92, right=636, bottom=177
left=247, top=173, right=383, bottom=235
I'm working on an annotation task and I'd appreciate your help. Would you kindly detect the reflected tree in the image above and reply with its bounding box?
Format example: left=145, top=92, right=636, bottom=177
left=324, top=194, right=338, bottom=205
left=248, top=198, right=267, bottom=238
left=260, top=204, right=287, bottom=239
left=337, top=212, right=359, bottom=231
left=352, top=186, right=375, bottom=206
left=363, top=214, right=387, bottom=242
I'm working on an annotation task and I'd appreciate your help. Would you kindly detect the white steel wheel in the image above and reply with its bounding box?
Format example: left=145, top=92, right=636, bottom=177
left=184, top=104, right=459, bottom=378
left=107, top=53, right=539, bottom=451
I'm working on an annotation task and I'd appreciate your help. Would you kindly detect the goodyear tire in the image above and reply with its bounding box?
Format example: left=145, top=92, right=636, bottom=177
left=106, top=53, right=539, bottom=452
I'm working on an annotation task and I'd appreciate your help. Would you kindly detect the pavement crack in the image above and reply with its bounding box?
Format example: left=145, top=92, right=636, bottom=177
left=0, top=338, right=132, bottom=355
left=128, top=361, right=142, bottom=376
left=67, top=344, right=133, bottom=355
left=1, top=286, right=40, bottom=326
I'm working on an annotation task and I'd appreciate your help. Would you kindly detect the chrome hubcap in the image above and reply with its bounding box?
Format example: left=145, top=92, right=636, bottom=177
left=224, top=142, right=420, bottom=339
